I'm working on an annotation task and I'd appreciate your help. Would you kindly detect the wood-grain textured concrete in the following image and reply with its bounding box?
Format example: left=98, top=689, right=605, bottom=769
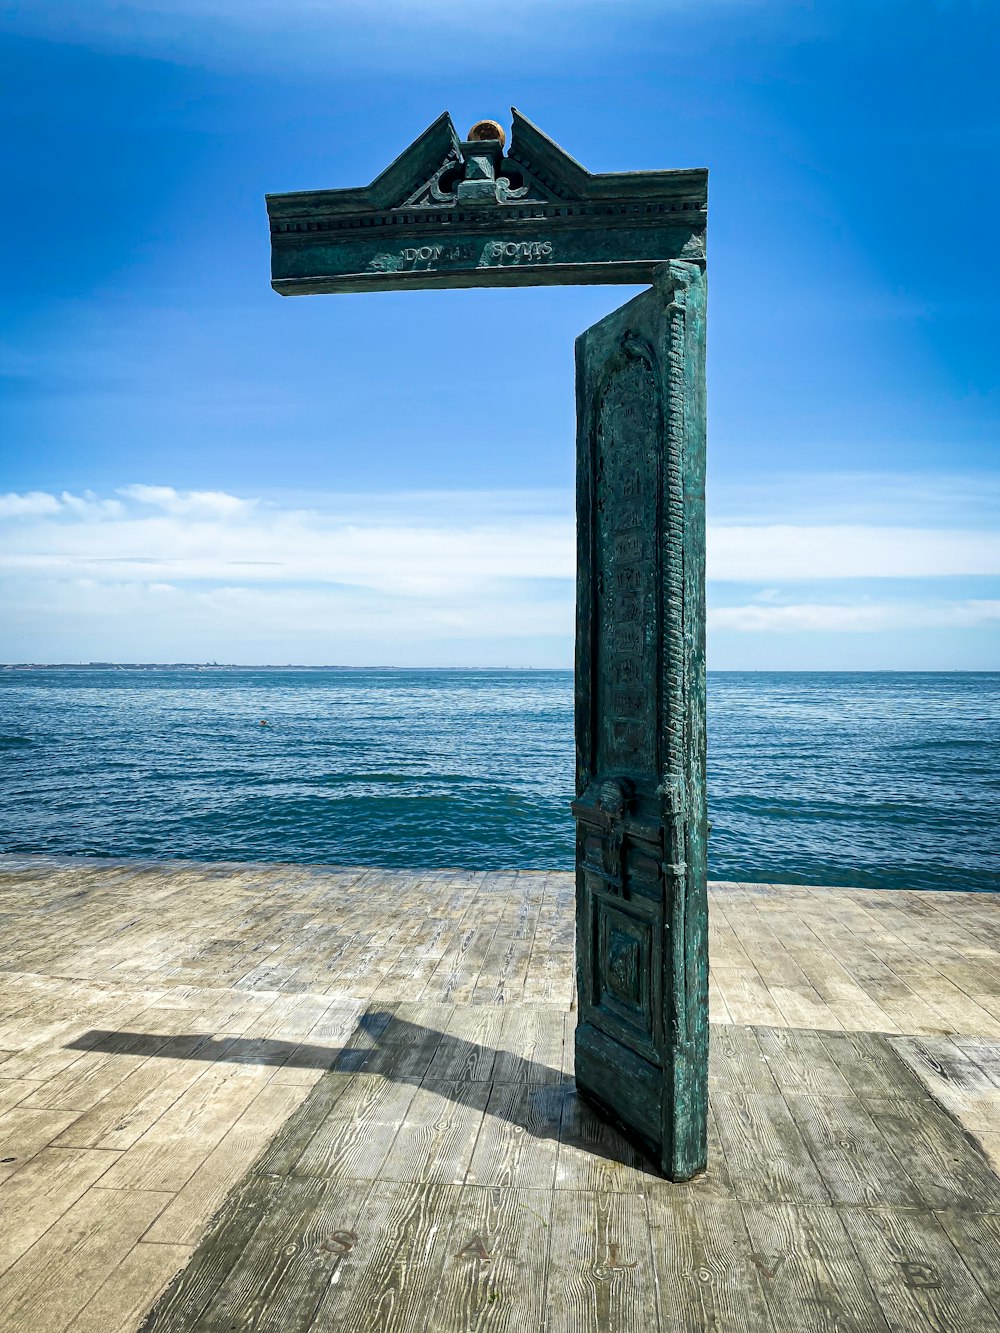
left=0, top=855, right=997, bottom=1331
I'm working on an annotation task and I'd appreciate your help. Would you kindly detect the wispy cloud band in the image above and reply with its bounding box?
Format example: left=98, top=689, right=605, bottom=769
left=710, top=600, right=1000, bottom=634
left=1, top=482, right=998, bottom=663
left=2, top=484, right=999, bottom=587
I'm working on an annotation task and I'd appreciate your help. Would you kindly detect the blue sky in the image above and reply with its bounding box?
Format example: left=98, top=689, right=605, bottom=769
left=1, top=0, right=997, bottom=667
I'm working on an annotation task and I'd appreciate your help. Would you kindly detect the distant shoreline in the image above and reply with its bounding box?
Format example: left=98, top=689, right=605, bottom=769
left=2, top=664, right=996, bottom=675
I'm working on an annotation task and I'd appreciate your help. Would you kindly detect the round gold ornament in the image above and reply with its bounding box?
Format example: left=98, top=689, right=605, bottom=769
left=467, top=119, right=506, bottom=147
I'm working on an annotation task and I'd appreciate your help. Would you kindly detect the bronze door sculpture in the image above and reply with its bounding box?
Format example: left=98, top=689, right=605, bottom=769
left=573, top=264, right=708, bottom=1179
left=266, top=112, right=709, bottom=1178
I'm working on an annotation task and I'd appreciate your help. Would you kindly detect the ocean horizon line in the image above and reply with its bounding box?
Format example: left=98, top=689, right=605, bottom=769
left=2, top=662, right=998, bottom=674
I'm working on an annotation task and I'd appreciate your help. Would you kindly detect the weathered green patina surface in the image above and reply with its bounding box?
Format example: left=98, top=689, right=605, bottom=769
left=264, top=115, right=708, bottom=1178
left=573, top=262, right=708, bottom=1180
left=266, top=109, right=706, bottom=295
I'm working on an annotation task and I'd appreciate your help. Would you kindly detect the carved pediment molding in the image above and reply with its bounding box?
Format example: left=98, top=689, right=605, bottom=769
left=265, top=109, right=707, bottom=294
left=268, top=108, right=706, bottom=227
left=400, top=145, right=559, bottom=209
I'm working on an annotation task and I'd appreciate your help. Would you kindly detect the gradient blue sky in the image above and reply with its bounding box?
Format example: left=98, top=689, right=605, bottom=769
left=2, top=0, right=998, bottom=667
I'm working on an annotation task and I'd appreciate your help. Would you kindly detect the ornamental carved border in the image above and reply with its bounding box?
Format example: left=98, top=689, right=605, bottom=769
left=655, top=258, right=697, bottom=1047
left=269, top=198, right=707, bottom=238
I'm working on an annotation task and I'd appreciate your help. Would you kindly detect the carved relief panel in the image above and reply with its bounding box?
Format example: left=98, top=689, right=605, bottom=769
left=573, top=262, right=708, bottom=1182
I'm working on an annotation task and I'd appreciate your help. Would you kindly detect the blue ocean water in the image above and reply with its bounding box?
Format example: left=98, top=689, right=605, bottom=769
left=0, top=668, right=997, bottom=892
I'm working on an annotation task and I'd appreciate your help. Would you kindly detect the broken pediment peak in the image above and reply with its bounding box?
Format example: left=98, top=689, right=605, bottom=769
left=347, top=109, right=659, bottom=211
left=364, top=110, right=462, bottom=210
left=508, top=107, right=590, bottom=185
left=266, top=110, right=706, bottom=218
left=389, top=111, right=575, bottom=209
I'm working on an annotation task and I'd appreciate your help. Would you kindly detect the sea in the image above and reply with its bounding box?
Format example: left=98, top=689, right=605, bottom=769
left=0, top=668, right=997, bottom=892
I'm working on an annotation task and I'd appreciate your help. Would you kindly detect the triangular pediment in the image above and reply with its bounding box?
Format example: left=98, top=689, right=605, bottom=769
left=270, top=108, right=697, bottom=220
left=265, top=109, right=707, bottom=296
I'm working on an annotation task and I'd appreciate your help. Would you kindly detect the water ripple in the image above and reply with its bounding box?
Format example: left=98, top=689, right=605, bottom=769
left=0, top=668, right=997, bottom=891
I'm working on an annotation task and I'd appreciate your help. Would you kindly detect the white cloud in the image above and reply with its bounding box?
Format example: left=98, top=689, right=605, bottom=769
left=710, top=470, right=1000, bottom=528
left=0, top=492, right=61, bottom=518
left=117, top=484, right=252, bottom=517
left=0, top=574, right=573, bottom=665
left=0, top=490, right=127, bottom=520
left=0, top=487, right=572, bottom=595
left=709, top=600, right=1000, bottom=634
left=708, top=526, right=1000, bottom=581
left=2, top=488, right=999, bottom=590
left=0, top=485, right=576, bottom=662
left=1, top=482, right=998, bottom=663
left=58, top=491, right=125, bottom=519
